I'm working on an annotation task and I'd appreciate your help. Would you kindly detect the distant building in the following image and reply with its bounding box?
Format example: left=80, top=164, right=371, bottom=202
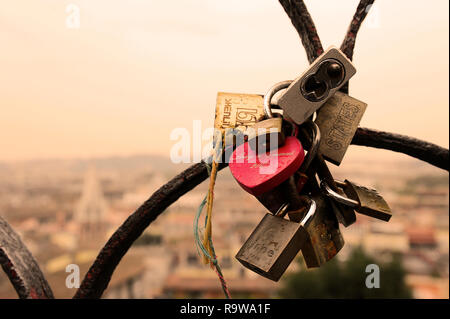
left=406, top=227, right=437, bottom=250
left=406, top=275, right=449, bottom=299
left=74, top=166, right=108, bottom=248
left=163, top=275, right=278, bottom=299
left=160, top=239, right=279, bottom=299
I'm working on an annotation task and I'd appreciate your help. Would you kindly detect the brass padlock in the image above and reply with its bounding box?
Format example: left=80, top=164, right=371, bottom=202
left=214, top=92, right=265, bottom=131
left=247, top=117, right=285, bottom=153
left=235, top=200, right=317, bottom=281
left=214, top=92, right=266, bottom=157
left=321, top=180, right=392, bottom=222
left=314, top=92, right=367, bottom=166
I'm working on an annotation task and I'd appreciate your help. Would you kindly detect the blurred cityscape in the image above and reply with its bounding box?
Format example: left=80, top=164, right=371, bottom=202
left=0, top=155, right=448, bottom=299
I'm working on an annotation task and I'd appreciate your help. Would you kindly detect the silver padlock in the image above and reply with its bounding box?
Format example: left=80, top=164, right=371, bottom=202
left=235, top=200, right=316, bottom=281
left=314, top=92, right=367, bottom=165
left=321, top=180, right=392, bottom=222
left=277, top=46, right=356, bottom=125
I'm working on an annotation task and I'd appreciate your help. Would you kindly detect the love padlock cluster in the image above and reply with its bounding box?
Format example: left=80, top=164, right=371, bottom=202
left=213, top=46, right=393, bottom=282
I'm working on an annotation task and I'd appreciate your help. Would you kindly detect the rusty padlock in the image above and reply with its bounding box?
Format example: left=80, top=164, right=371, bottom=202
left=288, top=176, right=345, bottom=268
left=298, top=192, right=345, bottom=268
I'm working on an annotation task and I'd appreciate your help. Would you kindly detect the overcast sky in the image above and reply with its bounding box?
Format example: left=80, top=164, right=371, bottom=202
left=0, top=0, right=448, bottom=163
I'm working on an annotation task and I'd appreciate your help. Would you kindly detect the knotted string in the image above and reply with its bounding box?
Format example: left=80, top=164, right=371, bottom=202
left=193, top=130, right=231, bottom=298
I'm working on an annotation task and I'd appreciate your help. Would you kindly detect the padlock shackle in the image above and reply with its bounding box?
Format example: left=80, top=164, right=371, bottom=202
left=334, top=180, right=347, bottom=189
left=275, top=198, right=316, bottom=225
left=299, top=120, right=320, bottom=174
left=282, top=118, right=298, bottom=137
left=275, top=203, right=290, bottom=218
left=300, top=198, right=316, bottom=227
left=320, top=181, right=359, bottom=208
left=264, top=80, right=292, bottom=119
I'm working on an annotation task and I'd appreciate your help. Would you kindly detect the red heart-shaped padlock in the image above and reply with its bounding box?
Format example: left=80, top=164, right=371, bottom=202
left=229, top=136, right=305, bottom=196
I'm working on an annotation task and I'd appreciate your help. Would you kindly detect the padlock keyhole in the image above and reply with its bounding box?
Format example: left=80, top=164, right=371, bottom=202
left=303, top=76, right=327, bottom=101
left=301, top=59, right=345, bottom=102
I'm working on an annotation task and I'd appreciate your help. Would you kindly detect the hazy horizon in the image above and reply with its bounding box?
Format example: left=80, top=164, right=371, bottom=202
left=1, top=0, right=448, bottom=162
left=0, top=148, right=445, bottom=173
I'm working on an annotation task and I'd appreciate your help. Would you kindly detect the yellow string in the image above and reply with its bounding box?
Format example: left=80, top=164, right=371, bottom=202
left=201, top=130, right=223, bottom=265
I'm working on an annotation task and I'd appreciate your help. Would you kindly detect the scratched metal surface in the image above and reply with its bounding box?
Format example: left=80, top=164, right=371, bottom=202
left=0, top=216, right=54, bottom=299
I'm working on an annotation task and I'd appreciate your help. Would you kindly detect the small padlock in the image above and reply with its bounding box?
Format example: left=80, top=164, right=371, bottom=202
left=314, top=91, right=367, bottom=165
left=247, top=117, right=285, bottom=153
left=235, top=200, right=317, bottom=281
left=276, top=46, right=356, bottom=125
left=321, top=180, right=392, bottom=222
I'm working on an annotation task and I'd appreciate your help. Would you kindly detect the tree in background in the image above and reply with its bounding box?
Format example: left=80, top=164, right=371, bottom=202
left=278, top=247, right=412, bottom=298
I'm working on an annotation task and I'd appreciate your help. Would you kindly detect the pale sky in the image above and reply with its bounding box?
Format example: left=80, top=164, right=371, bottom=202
left=0, top=0, right=448, bottom=162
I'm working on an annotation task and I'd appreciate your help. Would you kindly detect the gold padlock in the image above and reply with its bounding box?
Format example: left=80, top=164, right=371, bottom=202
left=213, top=92, right=266, bottom=161
left=214, top=92, right=265, bottom=144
